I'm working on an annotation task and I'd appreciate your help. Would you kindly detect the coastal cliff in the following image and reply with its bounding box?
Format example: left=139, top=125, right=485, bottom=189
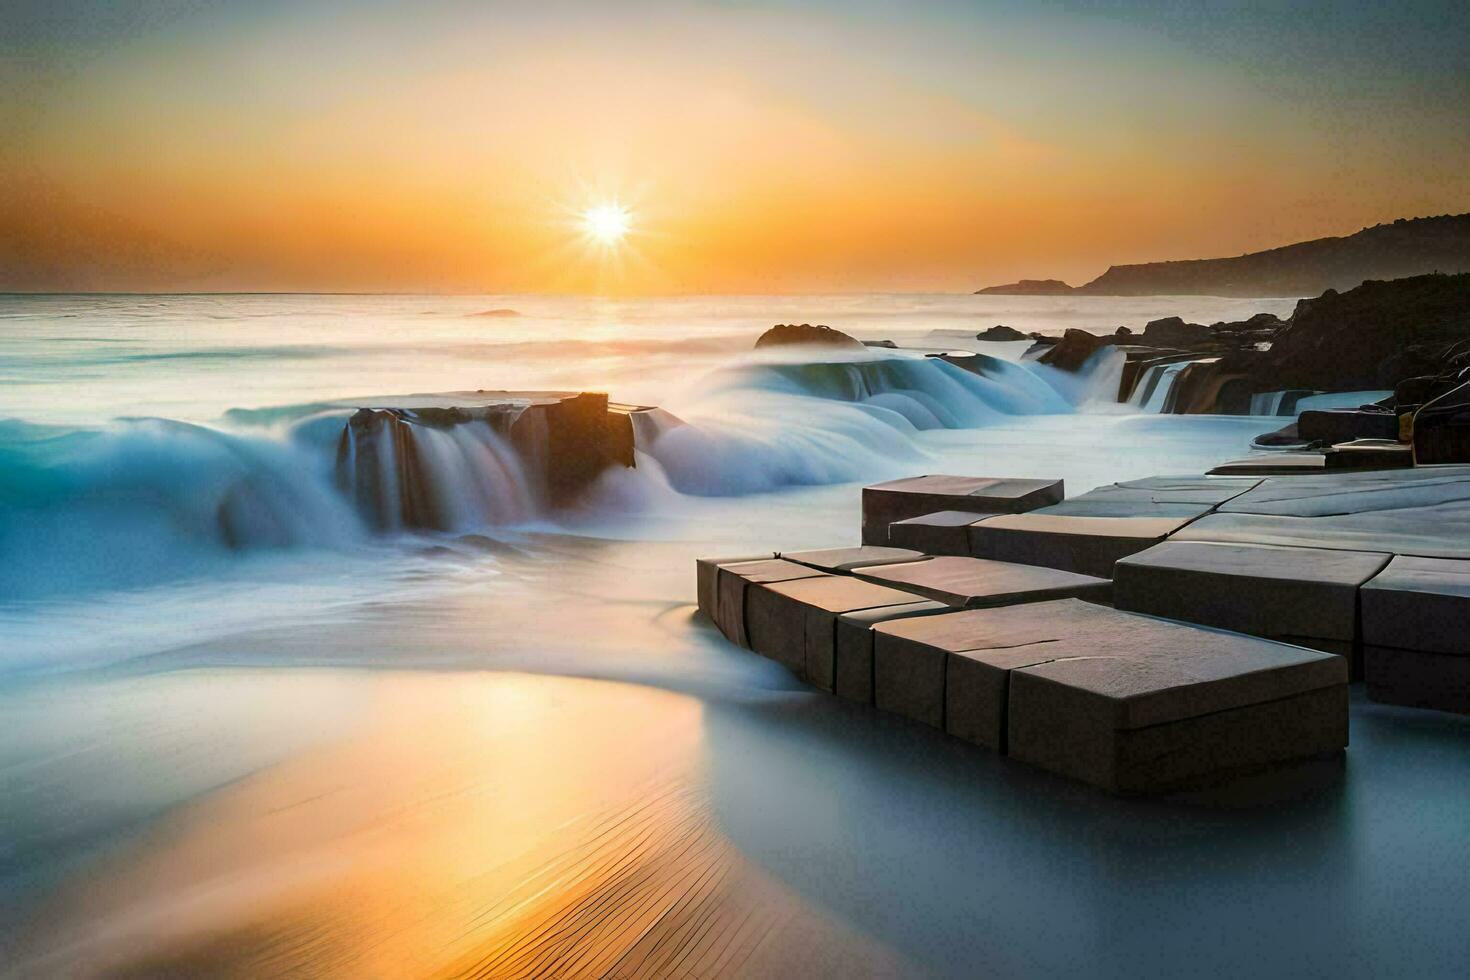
left=976, top=213, right=1470, bottom=297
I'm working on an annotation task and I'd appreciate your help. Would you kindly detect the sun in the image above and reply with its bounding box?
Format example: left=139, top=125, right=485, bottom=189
left=582, top=203, right=632, bottom=245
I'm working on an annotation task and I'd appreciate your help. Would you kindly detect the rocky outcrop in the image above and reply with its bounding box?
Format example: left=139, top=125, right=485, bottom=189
left=1037, top=329, right=1108, bottom=372
left=974, top=279, right=1075, bottom=296
left=470, top=308, right=521, bottom=317
left=977, top=324, right=1029, bottom=341
left=755, top=323, right=864, bottom=350
left=1119, top=275, right=1470, bottom=417
left=1140, top=316, right=1212, bottom=348
left=335, top=392, right=636, bottom=530
left=1255, top=274, right=1470, bottom=390
left=1212, top=312, right=1286, bottom=350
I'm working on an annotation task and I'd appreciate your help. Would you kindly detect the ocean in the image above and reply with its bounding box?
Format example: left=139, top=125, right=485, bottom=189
left=3, top=293, right=1466, bottom=977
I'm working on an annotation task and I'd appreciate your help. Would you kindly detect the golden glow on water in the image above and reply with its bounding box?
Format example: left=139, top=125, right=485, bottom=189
left=14, top=671, right=902, bottom=978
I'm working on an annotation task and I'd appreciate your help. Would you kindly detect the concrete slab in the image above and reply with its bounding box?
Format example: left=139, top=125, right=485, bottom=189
left=1326, top=440, right=1413, bottom=470
left=887, top=511, right=984, bottom=555
left=1077, top=475, right=1260, bottom=506
left=862, top=475, right=1063, bottom=545
left=1004, top=601, right=1348, bottom=793
left=745, top=575, right=934, bottom=685
left=1114, top=541, right=1390, bottom=666
left=696, top=554, right=775, bottom=627
left=1176, top=501, right=1470, bottom=560
left=1361, top=555, right=1470, bottom=654
left=1364, top=646, right=1470, bottom=714
left=872, top=600, right=1119, bottom=744
left=855, top=555, right=1112, bottom=607
left=714, top=559, right=828, bottom=647
left=1218, top=465, right=1470, bottom=517
left=1042, top=498, right=1215, bottom=519
left=1115, top=475, right=1259, bottom=490
left=870, top=602, right=1111, bottom=740
left=1014, top=684, right=1348, bottom=794
left=779, top=546, right=930, bottom=573
left=1208, top=454, right=1327, bottom=476
left=833, top=601, right=952, bottom=704
left=1362, top=556, right=1470, bottom=713
left=968, top=513, right=1192, bottom=578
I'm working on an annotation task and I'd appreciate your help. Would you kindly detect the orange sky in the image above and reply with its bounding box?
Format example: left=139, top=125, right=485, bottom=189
left=4, top=1, right=1468, bottom=293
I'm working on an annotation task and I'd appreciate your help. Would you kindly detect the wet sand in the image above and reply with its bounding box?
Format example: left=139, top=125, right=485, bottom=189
left=6, top=672, right=905, bottom=978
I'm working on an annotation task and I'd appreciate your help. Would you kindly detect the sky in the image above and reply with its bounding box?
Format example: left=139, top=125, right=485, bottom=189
left=3, top=0, right=1469, bottom=294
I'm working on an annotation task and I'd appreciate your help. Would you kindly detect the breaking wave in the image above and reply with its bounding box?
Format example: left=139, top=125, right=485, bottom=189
left=0, top=350, right=1117, bottom=599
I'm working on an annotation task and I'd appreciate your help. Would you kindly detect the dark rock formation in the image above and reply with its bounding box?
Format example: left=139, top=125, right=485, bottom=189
left=1414, top=381, right=1470, bottom=465
left=1127, top=275, right=1470, bottom=420
left=1253, top=421, right=1304, bottom=448
left=755, top=323, right=864, bottom=350
left=470, top=308, right=521, bottom=317
left=1139, top=316, right=1211, bottom=348
left=974, top=279, right=1075, bottom=296
left=1212, top=312, right=1287, bottom=350
left=1037, top=328, right=1108, bottom=372
left=1298, top=408, right=1399, bottom=445
left=335, top=392, right=636, bottom=530
left=532, top=392, right=636, bottom=505
left=976, top=324, right=1029, bottom=341
left=1256, top=274, right=1470, bottom=390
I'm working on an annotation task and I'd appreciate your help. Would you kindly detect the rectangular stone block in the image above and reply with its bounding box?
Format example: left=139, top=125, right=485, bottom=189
left=1218, top=465, right=1470, bottom=517
left=887, top=511, right=984, bottom=556
left=1361, top=555, right=1470, bottom=655
left=1362, top=556, right=1470, bottom=713
left=1208, top=454, right=1328, bottom=476
left=968, top=513, right=1191, bottom=578
left=870, top=601, right=1114, bottom=734
left=714, top=559, right=828, bottom=647
left=832, top=601, right=952, bottom=703
left=1114, top=540, right=1390, bottom=671
left=745, top=576, right=932, bottom=685
left=1011, top=682, right=1348, bottom=794
left=855, top=555, right=1111, bottom=608
left=1364, top=645, right=1470, bottom=714
left=779, top=545, right=930, bottom=573
left=1326, top=440, right=1413, bottom=470
left=1045, top=476, right=1259, bottom=519
left=696, top=554, right=774, bottom=625
left=1176, top=501, right=1470, bottom=560
left=1003, top=602, right=1348, bottom=793
left=861, top=475, right=1063, bottom=545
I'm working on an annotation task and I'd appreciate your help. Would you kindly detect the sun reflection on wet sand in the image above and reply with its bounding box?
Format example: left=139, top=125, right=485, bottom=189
left=11, top=671, right=906, bottom=978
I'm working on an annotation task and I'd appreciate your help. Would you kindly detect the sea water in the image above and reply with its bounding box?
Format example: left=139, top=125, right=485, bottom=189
left=4, top=293, right=1467, bottom=977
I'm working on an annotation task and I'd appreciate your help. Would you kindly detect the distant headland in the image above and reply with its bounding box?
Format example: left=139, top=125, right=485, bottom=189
left=977, top=213, right=1470, bottom=297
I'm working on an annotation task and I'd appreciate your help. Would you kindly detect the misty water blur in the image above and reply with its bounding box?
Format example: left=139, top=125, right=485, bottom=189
left=6, top=293, right=1465, bottom=977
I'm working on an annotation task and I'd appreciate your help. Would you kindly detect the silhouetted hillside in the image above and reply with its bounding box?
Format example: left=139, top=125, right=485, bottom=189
left=976, top=213, right=1470, bottom=297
